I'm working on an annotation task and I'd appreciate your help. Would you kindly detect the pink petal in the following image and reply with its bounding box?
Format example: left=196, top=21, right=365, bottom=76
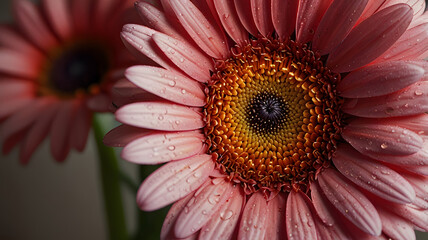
left=343, top=81, right=428, bottom=118
left=168, top=0, right=228, bottom=59
left=121, top=24, right=176, bottom=70
left=285, top=191, right=318, bottom=240
left=409, top=60, right=428, bottom=81
left=71, top=0, right=91, bottom=33
left=400, top=172, right=428, bottom=209
left=199, top=186, right=244, bottom=240
left=327, top=4, right=413, bottom=73
left=250, top=0, right=274, bottom=37
left=378, top=0, right=426, bottom=17
left=264, top=193, right=287, bottom=240
left=234, top=0, right=259, bottom=36
left=312, top=0, right=368, bottom=55
left=153, top=32, right=213, bottom=83
left=93, top=0, right=117, bottom=26
left=238, top=192, right=268, bottom=240
left=270, top=0, right=297, bottom=40
left=174, top=179, right=234, bottom=238
left=0, top=49, right=41, bottom=78
left=112, top=79, right=163, bottom=108
left=12, top=0, right=58, bottom=51
left=19, top=98, right=58, bottom=164
left=2, top=130, right=26, bottom=155
left=122, top=131, right=205, bottom=165
left=296, top=0, right=333, bottom=44
left=42, top=0, right=72, bottom=39
left=378, top=208, right=416, bottom=240
left=406, top=165, right=428, bottom=176
left=69, top=104, right=91, bottom=152
left=213, top=0, right=248, bottom=45
left=338, top=61, right=424, bottom=98
left=116, top=101, right=204, bottom=131
left=125, top=66, right=205, bottom=107
left=0, top=79, right=34, bottom=100
left=0, top=26, right=43, bottom=57
left=379, top=202, right=428, bottom=232
left=86, top=94, right=111, bottom=112
left=333, top=144, right=415, bottom=204
left=0, top=99, right=47, bottom=144
left=50, top=100, right=77, bottom=162
left=135, top=1, right=184, bottom=40
left=137, top=154, right=214, bottom=211
left=342, top=120, right=423, bottom=156
left=376, top=21, right=428, bottom=62
left=0, top=97, right=32, bottom=119
left=318, top=168, right=382, bottom=236
left=356, top=0, right=387, bottom=24
left=103, top=124, right=150, bottom=147
left=160, top=192, right=195, bottom=240
left=310, top=182, right=336, bottom=226
left=314, top=211, right=351, bottom=240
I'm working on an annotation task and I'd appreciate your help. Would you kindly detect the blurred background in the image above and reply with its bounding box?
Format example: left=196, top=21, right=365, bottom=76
left=0, top=0, right=428, bottom=239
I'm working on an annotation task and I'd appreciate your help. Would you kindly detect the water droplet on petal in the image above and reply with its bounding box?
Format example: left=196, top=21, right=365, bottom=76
left=415, top=90, right=423, bottom=96
left=220, top=210, right=234, bottom=220
left=158, top=115, right=164, bottom=120
left=380, top=143, right=388, bottom=149
left=168, top=145, right=176, bottom=151
left=168, top=80, right=176, bottom=87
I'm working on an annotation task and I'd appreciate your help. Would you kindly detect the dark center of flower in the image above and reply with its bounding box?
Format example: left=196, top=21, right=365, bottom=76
left=204, top=38, right=343, bottom=193
left=247, top=93, right=289, bottom=134
left=40, top=41, right=110, bottom=97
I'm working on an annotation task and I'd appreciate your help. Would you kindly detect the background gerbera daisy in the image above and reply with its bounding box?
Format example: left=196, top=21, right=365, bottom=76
left=0, top=0, right=144, bottom=239
left=0, top=0, right=139, bottom=164
left=106, top=0, right=428, bottom=239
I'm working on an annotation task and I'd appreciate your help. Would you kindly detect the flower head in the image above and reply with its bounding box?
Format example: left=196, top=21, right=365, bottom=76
left=0, top=0, right=138, bottom=163
left=106, top=0, right=428, bottom=239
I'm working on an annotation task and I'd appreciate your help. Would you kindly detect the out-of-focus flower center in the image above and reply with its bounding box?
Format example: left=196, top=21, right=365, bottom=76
left=38, top=40, right=110, bottom=98
left=204, top=38, right=343, bottom=193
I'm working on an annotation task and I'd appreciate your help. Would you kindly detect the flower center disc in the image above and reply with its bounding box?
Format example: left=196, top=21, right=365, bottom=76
left=204, top=38, right=343, bottom=193
left=39, top=40, right=110, bottom=98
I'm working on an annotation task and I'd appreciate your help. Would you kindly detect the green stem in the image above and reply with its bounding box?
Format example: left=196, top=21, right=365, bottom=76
left=134, top=165, right=169, bottom=240
left=93, top=114, right=128, bottom=240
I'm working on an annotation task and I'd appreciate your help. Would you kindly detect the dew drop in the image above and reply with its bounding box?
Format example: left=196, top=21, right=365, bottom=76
left=158, top=115, right=164, bottom=120
left=168, top=145, right=176, bottom=151
left=181, top=89, right=187, bottom=94
left=380, top=143, right=388, bottom=149
left=208, top=195, right=219, bottom=205
left=168, top=80, right=176, bottom=87
left=415, top=90, right=423, bottom=96
left=220, top=210, right=234, bottom=220
left=180, top=58, right=185, bottom=63
left=167, top=186, right=174, bottom=192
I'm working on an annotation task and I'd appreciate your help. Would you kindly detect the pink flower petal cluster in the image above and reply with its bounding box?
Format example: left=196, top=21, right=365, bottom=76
left=106, top=0, right=428, bottom=239
left=0, top=0, right=138, bottom=163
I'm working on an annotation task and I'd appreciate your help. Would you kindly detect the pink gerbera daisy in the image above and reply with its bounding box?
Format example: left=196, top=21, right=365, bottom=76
left=105, top=0, right=428, bottom=239
left=0, top=0, right=138, bottom=163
